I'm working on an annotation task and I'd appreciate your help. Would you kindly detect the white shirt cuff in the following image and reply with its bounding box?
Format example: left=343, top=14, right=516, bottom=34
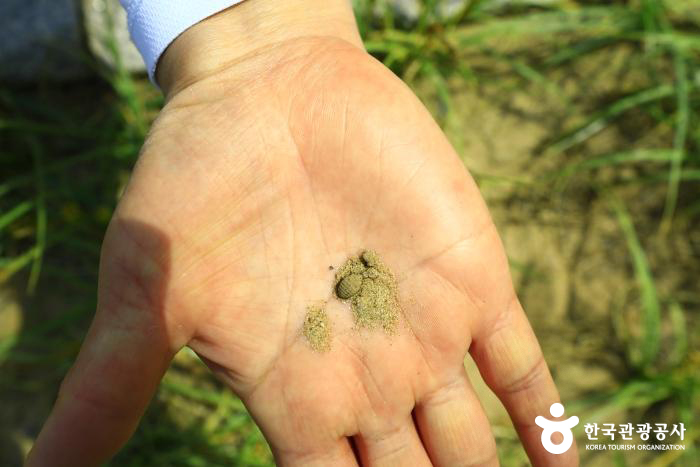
left=120, top=0, right=247, bottom=84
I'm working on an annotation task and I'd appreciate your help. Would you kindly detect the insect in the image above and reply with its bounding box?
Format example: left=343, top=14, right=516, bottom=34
left=336, top=273, right=363, bottom=299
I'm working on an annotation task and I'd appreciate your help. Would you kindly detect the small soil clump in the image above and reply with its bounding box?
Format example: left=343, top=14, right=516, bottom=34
left=334, top=250, right=400, bottom=334
left=302, top=304, right=331, bottom=352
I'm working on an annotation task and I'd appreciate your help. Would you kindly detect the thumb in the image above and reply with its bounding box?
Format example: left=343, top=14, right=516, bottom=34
left=27, top=219, right=187, bottom=466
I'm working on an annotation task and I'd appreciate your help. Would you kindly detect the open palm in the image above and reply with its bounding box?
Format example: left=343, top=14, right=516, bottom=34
left=28, top=38, right=576, bottom=466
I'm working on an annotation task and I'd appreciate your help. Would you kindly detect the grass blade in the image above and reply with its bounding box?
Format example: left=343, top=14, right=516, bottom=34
left=549, top=84, right=675, bottom=153
left=545, top=36, right=618, bottom=66
left=667, top=302, right=687, bottom=367
left=552, top=148, right=678, bottom=185
left=0, top=200, right=34, bottom=232
left=0, top=247, right=39, bottom=282
left=661, top=52, right=690, bottom=232
left=27, top=138, right=48, bottom=294
left=421, top=60, right=452, bottom=123
left=451, top=7, right=635, bottom=46
left=608, top=194, right=661, bottom=372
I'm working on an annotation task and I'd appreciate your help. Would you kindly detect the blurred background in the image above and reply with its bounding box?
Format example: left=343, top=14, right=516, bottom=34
left=1, top=0, right=698, bottom=465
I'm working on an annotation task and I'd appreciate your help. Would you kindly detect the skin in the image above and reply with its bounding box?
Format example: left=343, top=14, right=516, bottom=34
left=26, top=1, right=578, bottom=466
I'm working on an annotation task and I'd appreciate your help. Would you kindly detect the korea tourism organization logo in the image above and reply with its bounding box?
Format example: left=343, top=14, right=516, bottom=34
left=535, top=403, right=579, bottom=454
left=535, top=402, right=688, bottom=454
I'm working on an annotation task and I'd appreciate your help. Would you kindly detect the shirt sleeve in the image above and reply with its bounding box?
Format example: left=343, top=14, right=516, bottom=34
left=120, top=0, right=247, bottom=84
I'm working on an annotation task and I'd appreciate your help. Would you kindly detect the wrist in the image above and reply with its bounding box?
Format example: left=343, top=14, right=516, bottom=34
left=157, top=0, right=363, bottom=97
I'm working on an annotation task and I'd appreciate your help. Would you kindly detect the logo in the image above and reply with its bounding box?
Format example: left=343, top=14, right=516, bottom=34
left=535, top=403, right=579, bottom=454
left=583, top=422, right=686, bottom=451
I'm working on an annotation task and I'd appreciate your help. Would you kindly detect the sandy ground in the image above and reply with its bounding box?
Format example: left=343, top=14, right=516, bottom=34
left=435, top=44, right=698, bottom=465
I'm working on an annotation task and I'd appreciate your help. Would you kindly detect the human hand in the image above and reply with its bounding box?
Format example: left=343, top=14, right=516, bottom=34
left=28, top=1, right=577, bottom=465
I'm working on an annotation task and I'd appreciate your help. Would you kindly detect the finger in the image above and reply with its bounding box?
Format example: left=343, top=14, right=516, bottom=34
left=354, top=415, right=432, bottom=467
left=275, top=438, right=359, bottom=467
left=414, top=370, right=498, bottom=466
left=470, top=296, right=578, bottom=466
left=26, top=301, right=176, bottom=467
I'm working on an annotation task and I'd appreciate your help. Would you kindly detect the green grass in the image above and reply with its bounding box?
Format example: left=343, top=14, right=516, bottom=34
left=608, top=193, right=662, bottom=371
left=1, top=0, right=699, bottom=465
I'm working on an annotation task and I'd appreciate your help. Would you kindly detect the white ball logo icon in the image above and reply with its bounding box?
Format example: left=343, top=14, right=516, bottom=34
left=535, top=403, right=579, bottom=454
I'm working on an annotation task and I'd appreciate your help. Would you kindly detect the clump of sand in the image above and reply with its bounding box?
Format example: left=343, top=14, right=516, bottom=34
left=334, top=250, right=400, bottom=334
left=302, top=304, right=331, bottom=352
left=301, top=250, right=400, bottom=352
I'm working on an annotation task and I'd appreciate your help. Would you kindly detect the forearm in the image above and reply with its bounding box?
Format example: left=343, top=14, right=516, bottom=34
left=157, top=0, right=363, bottom=98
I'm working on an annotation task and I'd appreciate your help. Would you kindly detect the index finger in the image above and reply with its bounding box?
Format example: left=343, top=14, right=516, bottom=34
left=470, top=296, right=579, bottom=466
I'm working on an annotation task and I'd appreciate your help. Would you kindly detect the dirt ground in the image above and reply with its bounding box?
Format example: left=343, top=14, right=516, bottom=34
left=438, top=44, right=699, bottom=465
